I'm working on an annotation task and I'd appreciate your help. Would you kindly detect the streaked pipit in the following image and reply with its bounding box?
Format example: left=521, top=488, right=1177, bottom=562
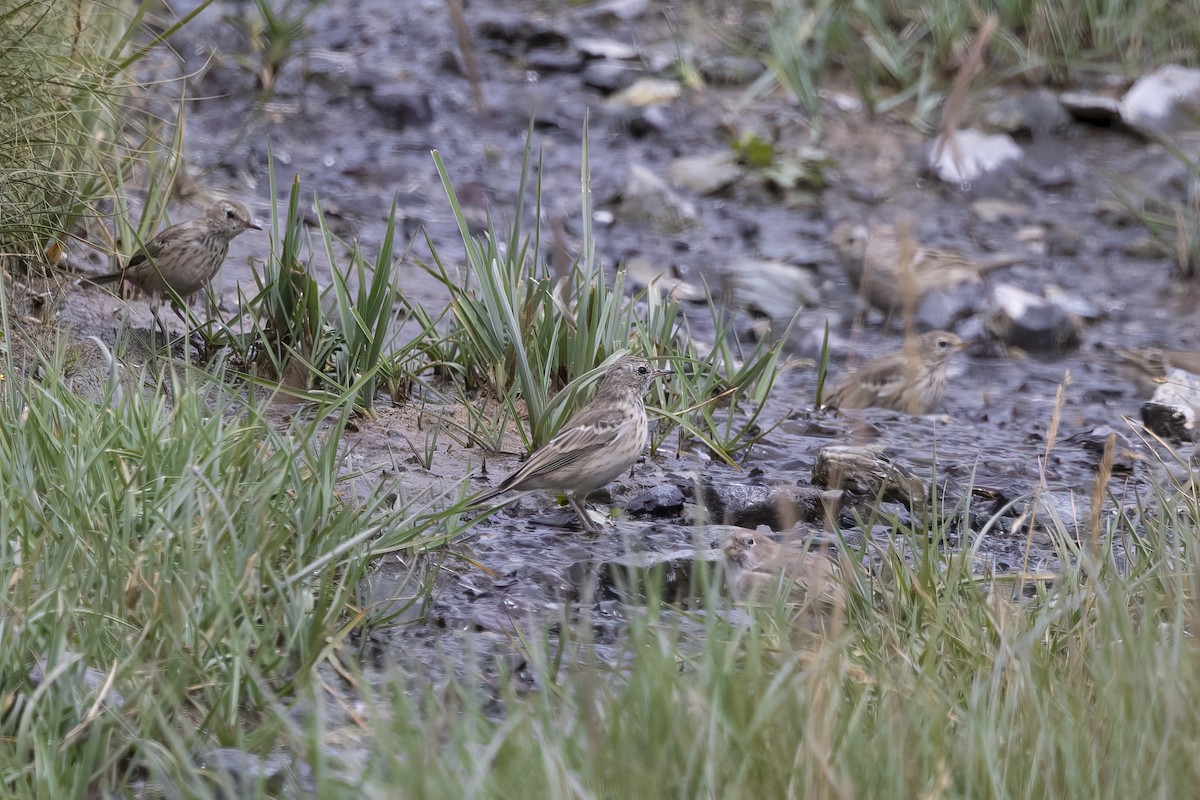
left=473, top=355, right=671, bottom=533
left=84, top=199, right=261, bottom=336
left=832, top=222, right=1022, bottom=317
left=825, top=330, right=966, bottom=415
left=1111, top=346, right=1200, bottom=395
left=722, top=528, right=840, bottom=611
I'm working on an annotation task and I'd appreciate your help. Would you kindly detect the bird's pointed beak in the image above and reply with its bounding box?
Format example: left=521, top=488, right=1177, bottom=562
left=249, top=218, right=264, bottom=231
left=653, top=366, right=673, bottom=379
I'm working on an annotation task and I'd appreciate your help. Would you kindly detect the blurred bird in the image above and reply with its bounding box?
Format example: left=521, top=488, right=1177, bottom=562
left=722, top=528, right=840, bottom=612
left=1111, top=346, right=1200, bottom=395
left=472, top=355, right=671, bottom=533
left=84, top=199, right=261, bottom=336
left=825, top=330, right=966, bottom=415
left=831, top=221, right=1023, bottom=317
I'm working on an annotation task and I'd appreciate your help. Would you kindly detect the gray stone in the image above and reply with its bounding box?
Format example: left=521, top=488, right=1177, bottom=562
left=698, top=480, right=843, bottom=529
left=986, top=283, right=1083, bottom=354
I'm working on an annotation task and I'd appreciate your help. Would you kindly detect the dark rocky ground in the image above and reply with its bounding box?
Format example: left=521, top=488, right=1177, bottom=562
left=51, top=1, right=1200, bottom=679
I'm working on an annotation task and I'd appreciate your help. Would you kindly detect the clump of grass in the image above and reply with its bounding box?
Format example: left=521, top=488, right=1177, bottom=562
left=228, top=0, right=328, bottom=94
left=743, top=0, right=1200, bottom=130
left=0, top=338, right=454, bottom=797
left=427, top=124, right=790, bottom=462
left=0, top=0, right=211, bottom=269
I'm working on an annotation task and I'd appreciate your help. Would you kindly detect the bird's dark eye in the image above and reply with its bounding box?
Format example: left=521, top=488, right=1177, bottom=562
left=938, top=338, right=950, bottom=349
left=637, top=365, right=649, bottom=375
left=225, top=207, right=237, bottom=220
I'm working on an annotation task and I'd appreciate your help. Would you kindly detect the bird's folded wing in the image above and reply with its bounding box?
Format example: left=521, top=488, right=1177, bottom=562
left=519, top=417, right=625, bottom=477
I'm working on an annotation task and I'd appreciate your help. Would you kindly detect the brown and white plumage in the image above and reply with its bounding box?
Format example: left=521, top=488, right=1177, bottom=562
left=722, top=528, right=840, bottom=612
left=825, top=330, right=965, bottom=415
left=87, top=200, right=260, bottom=297
left=473, top=355, right=671, bottom=533
left=831, top=222, right=1022, bottom=316
left=1111, top=346, right=1200, bottom=395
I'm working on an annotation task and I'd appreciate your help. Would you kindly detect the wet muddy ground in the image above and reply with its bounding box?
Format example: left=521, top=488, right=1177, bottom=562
left=54, top=1, right=1200, bottom=682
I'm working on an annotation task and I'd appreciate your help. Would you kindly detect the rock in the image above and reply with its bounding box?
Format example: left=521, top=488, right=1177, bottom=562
left=719, top=258, right=819, bottom=321
left=591, top=544, right=721, bottom=603
left=978, top=88, right=1069, bottom=137
left=811, top=446, right=927, bottom=509
left=366, top=85, right=434, bottom=129
left=581, top=60, right=639, bottom=94
left=624, top=257, right=705, bottom=302
left=606, top=164, right=696, bottom=233
left=1064, top=426, right=1139, bottom=473
left=1140, top=367, right=1200, bottom=442
left=580, top=0, right=649, bottom=23
left=28, top=651, right=127, bottom=711
left=928, top=128, right=1023, bottom=184
left=1059, top=89, right=1122, bottom=124
left=626, top=483, right=686, bottom=516
left=986, top=283, right=1083, bottom=355
left=1141, top=401, right=1194, bottom=443
left=668, top=150, right=743, bottom=196
left=527, top=49, right=585, bottom=74
left=605, top=78, right=682, bottom=109
left=970, top=199, right=1030, bottom=224
left=697, top=55, right=764, bottom=86
left=1120, top=65, right=1200, bottom=140
left=475, top=14, right=569, bottom=50
left=576, top=37, right=639, bottom=61
left=698, top=480, right=843, bottom=529
left=196, top=748, right=294, bottom=800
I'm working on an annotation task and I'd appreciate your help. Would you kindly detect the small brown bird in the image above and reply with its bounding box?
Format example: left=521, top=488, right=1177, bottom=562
left=1111, top=346, right=1200, bottom=395
left=85, top=199, right=261, bottom=334
left=825, top=330, right=966, bottom=415
left=831, top=222, right=1022, bottom=317
left=722, top=528, right=840, bottom=612
left=473, top=355, right=671, bottom=533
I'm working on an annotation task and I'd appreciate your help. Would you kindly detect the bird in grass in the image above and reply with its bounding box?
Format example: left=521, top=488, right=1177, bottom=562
left=84, top=199, right=261, bottom=336
left=722, top=528, right=841, bottom=612
left=825, top=330, right=966, bottom=415
left=831, top=222, right=1022, bottom=317
left=473, top=355, right=671, bottom=533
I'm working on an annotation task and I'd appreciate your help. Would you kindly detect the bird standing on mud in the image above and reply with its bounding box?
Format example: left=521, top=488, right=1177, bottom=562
left=472, top=355, right=671, bottom=533
left=825, top=330, right=966, bottom=415
left=84, top=199, right=261, bottom=336
left=831, top=221, right=1022, bottom=318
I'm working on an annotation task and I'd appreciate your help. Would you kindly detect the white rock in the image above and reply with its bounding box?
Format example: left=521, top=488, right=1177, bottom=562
left=721, top=258, right=819, bottom=321
left=1120, top=65, right=1200, bottom=137
left=929, top=128, right=1022, bottom=184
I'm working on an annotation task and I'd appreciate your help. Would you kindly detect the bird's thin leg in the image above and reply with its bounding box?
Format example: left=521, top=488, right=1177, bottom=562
left=568, top=494, right=601, bottom=534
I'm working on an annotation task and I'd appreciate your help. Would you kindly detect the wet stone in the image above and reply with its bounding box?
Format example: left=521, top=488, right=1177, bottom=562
left=626, top=484, right=686, bottom=517
left=1059, top=89, right=1122, bottom=124
left=986, top=282, right=1083, bottom=355
left=1120, top=65, right=1200, bottom=141
left=978, top=88, right=1070, bottom=137
left=582, top=60, right=640, bottom=93
left=475, top=15, right=569, bottom=50
left=1140, top=367, right=1200, bottom=443
left=196, top=748, right=295, bottom=800
left=365, top=85, right=434, bottom=130
left=605, top=163, right=697, bottom=234
left=668, top=150, right=743, bottom=196
left=719, top=258, right=819, bottom=322
left=699, top=480, right=842, bottom=529
left=583, top=545, right=722, bottom=605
